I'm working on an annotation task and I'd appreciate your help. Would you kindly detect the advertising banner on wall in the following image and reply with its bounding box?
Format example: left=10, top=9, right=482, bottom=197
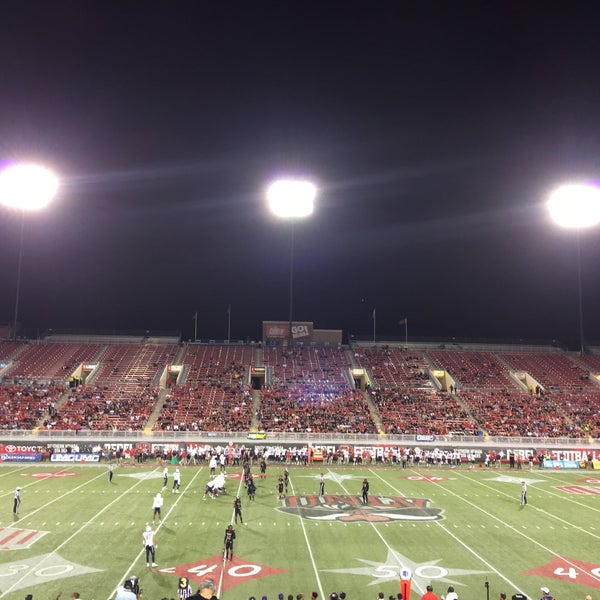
left=263, top=321, right=314, bottom=343
left=50, top=453, right=100, bottom=463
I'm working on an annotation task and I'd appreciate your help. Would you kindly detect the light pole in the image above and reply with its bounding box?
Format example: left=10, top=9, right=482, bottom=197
left=0, top=163, right=59, bottom=339
left=267, top=178, right=316, bottom=347
left=548, top=183, right=600, bottom=354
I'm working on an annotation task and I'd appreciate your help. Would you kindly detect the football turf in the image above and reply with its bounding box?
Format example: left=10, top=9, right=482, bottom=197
left=0, top=462, right=598, bottom=600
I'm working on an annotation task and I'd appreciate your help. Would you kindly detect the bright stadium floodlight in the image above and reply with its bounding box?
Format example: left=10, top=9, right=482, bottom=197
left=0, top=163, right=59, bottom=339
left=267, top=179, right=316, bottom=218
left=0, top=163, right=59, bottom=211
left=547, top=182, right=600, bottom=354
left=267, top=178, right=317, bottom=346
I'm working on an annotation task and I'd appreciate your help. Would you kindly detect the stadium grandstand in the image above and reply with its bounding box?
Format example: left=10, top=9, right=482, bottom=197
left=0, top=326, right=599, bottom=453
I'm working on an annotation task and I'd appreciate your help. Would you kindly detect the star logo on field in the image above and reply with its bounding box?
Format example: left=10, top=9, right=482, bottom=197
left=488, top=475, right=544, bottom=485
left=299, top=472, right=362, bottom=484
left=323, top=547, right=489, bottom=590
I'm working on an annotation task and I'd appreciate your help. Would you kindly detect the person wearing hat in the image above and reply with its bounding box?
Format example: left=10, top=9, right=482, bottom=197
left=329, top=594, right=339, bottom=600
left=540, top=587, right=553, bottom=600
left=115, top=578, right=137, bottom=600
left=142, top=523, right=157, bottom=567
left=13, top=487, right=21, bottom=515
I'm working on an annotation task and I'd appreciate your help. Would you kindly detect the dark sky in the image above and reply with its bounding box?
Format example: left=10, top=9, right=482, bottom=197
left=1, top=1, right=600, bottom=347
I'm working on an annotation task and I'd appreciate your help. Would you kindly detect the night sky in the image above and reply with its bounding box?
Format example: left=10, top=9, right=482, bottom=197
left=1, top=1, right=600, bottom=348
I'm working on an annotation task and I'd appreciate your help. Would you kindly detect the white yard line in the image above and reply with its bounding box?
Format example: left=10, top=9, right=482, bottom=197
left=289, top=471, right=326, bottom=599
left=9, top=467, right=107, bottom=520
left=368, top=468, right=527, bottom=594
left=391, top=468, right=600, bottom=594
left=452, top=470, right=600, bottom=538
left=217, top=471, right=246, bottom=599
left=110, top=467, right=204, bottom=600
left=0, top=466, right=161, bottom=599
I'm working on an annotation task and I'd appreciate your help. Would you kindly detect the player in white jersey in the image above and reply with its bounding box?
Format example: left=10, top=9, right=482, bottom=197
left=152, top=492, right=163, bottom=522
left=172, top=468, right=181, bottom=493
left=142, top=524, right=157, bottom=567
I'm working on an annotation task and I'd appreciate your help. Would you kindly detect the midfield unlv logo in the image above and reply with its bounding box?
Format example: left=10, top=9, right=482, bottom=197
left=277, top=495, right=444, bottom=522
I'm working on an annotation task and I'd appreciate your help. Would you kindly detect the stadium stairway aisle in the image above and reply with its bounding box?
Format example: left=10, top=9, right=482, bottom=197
left=145, top=388, right=170, bottom=429
left=363, top=389, right=385, bottom=434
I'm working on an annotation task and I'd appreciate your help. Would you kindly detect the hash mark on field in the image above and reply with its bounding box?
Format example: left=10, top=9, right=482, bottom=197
left=481, top=525, right=486, bottom=529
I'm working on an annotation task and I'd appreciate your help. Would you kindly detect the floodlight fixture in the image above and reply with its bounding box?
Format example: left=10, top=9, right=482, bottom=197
left=547, top=182, right=600, bottom=355
left=266, top=177, right=317, bottom=346
left=267, top=179, right=316, bottom=219
left=0, top=163, right=59, bottom=211
left=0, top=163, right=58, bottom=340
left=548, top=183, right=600, bottom=229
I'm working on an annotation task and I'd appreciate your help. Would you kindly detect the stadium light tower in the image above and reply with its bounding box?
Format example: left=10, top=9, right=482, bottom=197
left=548, top=183, right=600, bottom=354
left=0, top=163, right=59, bottom=340
left=267, top=178, right=316, bottom=346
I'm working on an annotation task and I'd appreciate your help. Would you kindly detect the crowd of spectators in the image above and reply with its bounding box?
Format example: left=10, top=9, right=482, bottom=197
left=0, top=383, right=64, bottom=429
left=46, top=383, right=158, bottom=431
left=154, top=383, right=253, bottom=431
left=1, top=339, right=600, bottom=437
left=259, top=385, right=375, bottom=433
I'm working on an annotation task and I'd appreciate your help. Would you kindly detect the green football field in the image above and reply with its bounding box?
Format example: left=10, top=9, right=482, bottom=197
left=0, top=461, right=598, bottom=600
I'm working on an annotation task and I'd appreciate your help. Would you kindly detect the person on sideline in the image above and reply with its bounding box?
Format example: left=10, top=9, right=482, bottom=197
left=13, top=487, right=21, bottom=515
left=421, top=585, right=438, bottom=600
left=442, top=586, right=458, bottom=600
